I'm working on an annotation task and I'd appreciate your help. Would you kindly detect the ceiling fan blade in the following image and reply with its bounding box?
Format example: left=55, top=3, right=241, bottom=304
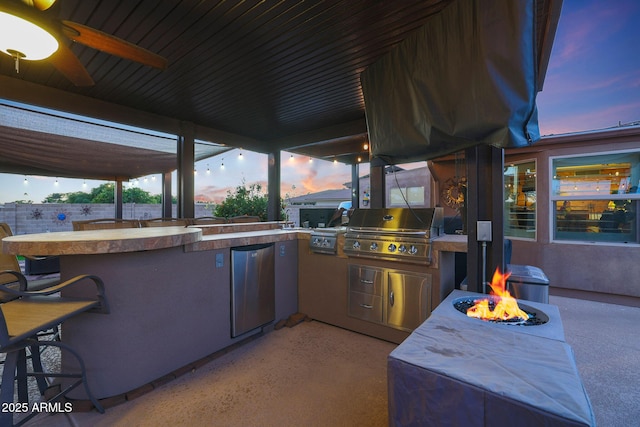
left=49, top=42, right=94, bottom=86
left=62, top=20, right=167, bottom=70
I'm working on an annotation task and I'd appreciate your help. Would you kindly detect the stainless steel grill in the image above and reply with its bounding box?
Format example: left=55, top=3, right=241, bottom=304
left=308, top=227, right=347, bottom=255
left=343, top=208, right=444, bottom=265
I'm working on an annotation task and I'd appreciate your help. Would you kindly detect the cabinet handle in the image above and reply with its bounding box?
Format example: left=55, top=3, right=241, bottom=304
left=389, top=290, right=395, bottom=307
left=360, top=279, right=374, bottom=284
left=359, top=303, right=373, bottom=309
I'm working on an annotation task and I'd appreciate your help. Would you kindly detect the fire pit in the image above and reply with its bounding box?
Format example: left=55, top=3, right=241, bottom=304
left=387, top=289, right=595, bottom=426
left=453, top=296, right=549, bottom=325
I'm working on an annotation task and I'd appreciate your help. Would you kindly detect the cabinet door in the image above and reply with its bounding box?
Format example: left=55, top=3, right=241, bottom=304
left=387, top=271, right=431, bottom=331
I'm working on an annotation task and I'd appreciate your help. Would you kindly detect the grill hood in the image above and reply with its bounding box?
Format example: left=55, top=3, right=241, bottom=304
left=347, top=208, right=444, bottom=237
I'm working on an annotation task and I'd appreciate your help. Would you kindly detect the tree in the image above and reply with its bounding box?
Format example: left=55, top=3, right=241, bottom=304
left=43, top=193, right=67, bottom=203
left=123, top=187, right=161, bottom=204
left=90, top=184, right=115, bottom=203
left=41, top=183, right=164, bottom=204
left=66, top=191, right=93, bottom=204
left=214, top=181, right=269, bottom=220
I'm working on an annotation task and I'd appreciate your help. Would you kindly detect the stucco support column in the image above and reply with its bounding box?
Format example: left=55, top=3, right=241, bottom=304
left=115, top=181, right=123, bottom=219
left=267, top=151, right=281, bottom=221
left=369, top=162, right=385, bottom=209
left=162, top=172, right=172, bottom=218
left=465, top=145, right=505, bottom=294
left=351, top=164, right=360, bottom=208
left=177, top=122, right=195, bottom=218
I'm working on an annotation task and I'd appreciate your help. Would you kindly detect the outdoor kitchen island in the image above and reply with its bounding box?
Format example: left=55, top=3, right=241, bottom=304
left=2, top=224, right=300, bottom=402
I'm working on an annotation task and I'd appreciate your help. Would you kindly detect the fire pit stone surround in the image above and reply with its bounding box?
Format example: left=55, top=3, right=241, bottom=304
left=388, top=290, right=595, bottom=426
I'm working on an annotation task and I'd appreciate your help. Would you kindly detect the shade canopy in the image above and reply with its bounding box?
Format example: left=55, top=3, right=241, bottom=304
left=0, top=0, right=562, bottom=178
left=362, top=0, right=543, bottom=165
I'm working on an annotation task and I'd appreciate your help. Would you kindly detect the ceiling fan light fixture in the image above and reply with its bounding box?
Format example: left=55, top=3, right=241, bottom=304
left=0, top=11, right=58, bottom=61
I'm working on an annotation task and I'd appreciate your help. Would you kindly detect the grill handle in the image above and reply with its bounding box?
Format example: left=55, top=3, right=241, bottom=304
left=389, top=290, right=395, bottom=306
left=359, top=303, right=373, bottom=310
left=359, top=279, right=374, bottom=284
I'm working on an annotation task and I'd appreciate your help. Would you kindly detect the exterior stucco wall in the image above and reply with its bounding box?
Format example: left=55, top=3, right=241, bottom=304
left=506, top=130, right=640, bottom=298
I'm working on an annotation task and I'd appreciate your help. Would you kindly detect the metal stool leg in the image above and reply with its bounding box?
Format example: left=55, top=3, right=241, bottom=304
left=0, top=350, right=19, bottom=427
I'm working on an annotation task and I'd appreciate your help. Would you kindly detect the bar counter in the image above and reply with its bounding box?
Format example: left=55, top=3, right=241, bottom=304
left=1, top=226, right=301, bottom=401
left=2, top=226, right=202, bottom=255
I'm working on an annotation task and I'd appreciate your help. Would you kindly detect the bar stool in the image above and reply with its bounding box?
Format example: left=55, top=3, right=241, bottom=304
left=0, top=272, right=109, bottom=426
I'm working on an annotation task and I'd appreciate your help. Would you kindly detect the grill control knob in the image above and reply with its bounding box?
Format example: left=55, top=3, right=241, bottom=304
left=398, top=244, right=407, bottom=253
left=369, top=242, right=378, bottom=251
left=352, top=241, right=361, bottom=250
left=388, top=243, right=397, bottom=252
left=312, top=238, right=321, bottom=246
left=321, top=239, right=330, bottom=247
left=409, top=245, right=418, bottom=255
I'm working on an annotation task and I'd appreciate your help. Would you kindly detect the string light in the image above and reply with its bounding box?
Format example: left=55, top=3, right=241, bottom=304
left=309, top=157, right=313, bottom=163
left=290, top=154, right=294, bottom=161
left=23, top=176, right=28, bottom=184
left=221, top=158, right=225, bottom=169
left=206, top=164, right=211, bottom=174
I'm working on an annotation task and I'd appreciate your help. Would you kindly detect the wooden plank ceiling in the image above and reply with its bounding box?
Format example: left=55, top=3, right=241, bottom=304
left=0, top=0, right=559, bottom=172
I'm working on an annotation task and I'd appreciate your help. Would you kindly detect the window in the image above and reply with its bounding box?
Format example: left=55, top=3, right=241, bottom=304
left=504, top=160, right=536, bottom=239
left=551, top=151, right=640, bottom=244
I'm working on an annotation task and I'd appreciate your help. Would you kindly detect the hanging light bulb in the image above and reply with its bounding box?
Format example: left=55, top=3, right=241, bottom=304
left=221, top=158, right=225, bottom=169
left=238, top=150, right=243, bottom=159
left=363, top=143, right=369, bottom=150
left=206, top=164, right=211, bottom=174
left=289, top=154, right=294, bottom=161
left=309, top=157, right=313, bottom=163
left=23, top=176, right=28, bottom=184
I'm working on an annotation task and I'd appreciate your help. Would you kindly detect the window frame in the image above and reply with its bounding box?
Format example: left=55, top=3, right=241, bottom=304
left=504, top=159, right=537, bottom=241
left=549, top=149, right=640, bottom=245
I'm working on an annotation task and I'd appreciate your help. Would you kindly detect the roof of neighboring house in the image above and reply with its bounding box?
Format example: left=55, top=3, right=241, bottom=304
left=288, top=188, right=352, bottom=205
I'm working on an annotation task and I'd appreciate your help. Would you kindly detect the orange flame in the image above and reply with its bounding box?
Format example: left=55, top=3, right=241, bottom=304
left=466, top=268, right=529, bottom=321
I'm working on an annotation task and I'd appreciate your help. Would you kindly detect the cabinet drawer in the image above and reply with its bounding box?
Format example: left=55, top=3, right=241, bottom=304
left=348, top=264, right=383, bottom=296
left=348, top=291, right=383, bottom=323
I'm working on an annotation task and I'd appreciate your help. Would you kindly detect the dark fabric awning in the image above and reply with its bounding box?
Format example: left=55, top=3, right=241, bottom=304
left=361, top=0, right=542, bottom=164
left=0, top=103, right=231, bottom=180
left=0, top=125, right=177, bottom=180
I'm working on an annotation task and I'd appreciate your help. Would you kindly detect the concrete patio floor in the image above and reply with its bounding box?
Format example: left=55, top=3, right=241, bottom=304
left=17, top=292, right=640, bottom=426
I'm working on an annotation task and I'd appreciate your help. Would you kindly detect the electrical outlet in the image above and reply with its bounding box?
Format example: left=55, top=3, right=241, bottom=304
left=477, top=221, right=492, bottom=242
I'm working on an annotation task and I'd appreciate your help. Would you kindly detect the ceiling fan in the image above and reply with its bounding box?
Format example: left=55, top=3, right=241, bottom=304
left=0, top=0, right=167, bottom=86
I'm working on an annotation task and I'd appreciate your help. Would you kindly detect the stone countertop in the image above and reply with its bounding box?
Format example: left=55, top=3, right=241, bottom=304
left=432, top=234, right=467, bottom=253
left=184, top=228, right=310, bottom=252
left=2, top=226, right=202, bottom=255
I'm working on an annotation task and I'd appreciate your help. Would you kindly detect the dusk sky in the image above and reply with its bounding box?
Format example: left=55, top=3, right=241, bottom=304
left=2, top=0, right=639, bottom=204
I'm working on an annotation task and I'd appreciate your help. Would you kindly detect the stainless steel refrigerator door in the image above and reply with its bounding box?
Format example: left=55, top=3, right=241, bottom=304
left=231, top=243, right=275, bottom=337
left=387, top=271, right=432, bottom=331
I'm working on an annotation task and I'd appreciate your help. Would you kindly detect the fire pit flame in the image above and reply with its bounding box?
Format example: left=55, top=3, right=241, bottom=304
left=466, top=268, right=530, bottom=322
